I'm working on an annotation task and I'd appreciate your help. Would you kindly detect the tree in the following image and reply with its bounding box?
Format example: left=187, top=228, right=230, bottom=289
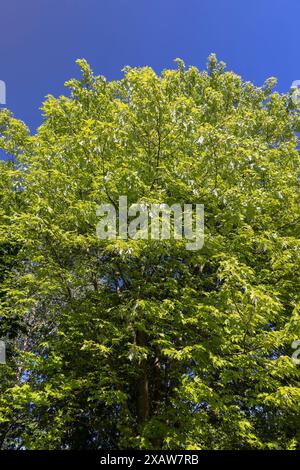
left=0, top=55, right=299, bottom=449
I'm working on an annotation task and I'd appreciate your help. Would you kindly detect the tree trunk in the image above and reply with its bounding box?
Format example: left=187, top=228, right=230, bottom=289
left=136, top=330, right=149, bottom=426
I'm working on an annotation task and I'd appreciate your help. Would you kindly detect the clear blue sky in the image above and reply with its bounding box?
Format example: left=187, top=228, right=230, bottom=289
left=0, top=0, right=299, bottom=132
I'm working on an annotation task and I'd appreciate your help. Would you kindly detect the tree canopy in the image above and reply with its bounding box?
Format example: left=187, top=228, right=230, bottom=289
left=0, top=55, right=299, bottom=449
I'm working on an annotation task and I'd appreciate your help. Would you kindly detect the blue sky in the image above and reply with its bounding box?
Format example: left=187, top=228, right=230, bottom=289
left=0, top=0, right=299, bottom=132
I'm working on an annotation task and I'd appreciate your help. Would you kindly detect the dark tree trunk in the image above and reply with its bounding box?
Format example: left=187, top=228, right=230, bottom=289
left=136, top=330, right=149, bottom=426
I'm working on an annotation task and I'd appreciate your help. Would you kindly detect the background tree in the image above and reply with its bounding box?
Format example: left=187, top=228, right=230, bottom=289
left=0, top=111, right=29, bottom=447
left=0, top=55, right=300, bottom=449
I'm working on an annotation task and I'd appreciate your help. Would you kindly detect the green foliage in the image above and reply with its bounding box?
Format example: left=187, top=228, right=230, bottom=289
left=0, top=55, right=300, bottom=449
